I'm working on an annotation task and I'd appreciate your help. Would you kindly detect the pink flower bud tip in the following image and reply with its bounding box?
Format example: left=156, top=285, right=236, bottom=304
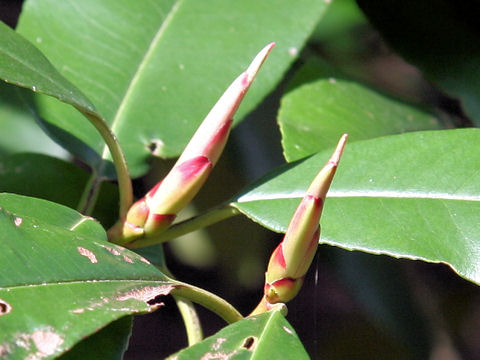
left=245, top=42, right=276, bottom=84
left=308, top=133, right=348, bottom=199
left=250, top=134, right=348, bottom=315
left=178, top=43, right=275, bottom=167
left=109, top=44, right=276, bottom=244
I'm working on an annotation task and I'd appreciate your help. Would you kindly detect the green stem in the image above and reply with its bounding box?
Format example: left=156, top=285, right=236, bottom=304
left=127, top=204, right=240, bottom=249
left=174, top=295, right=204, bottom=345
left=171, top=280, right=243, bottom=324
left=77, top=171, right=102, bottom=215
left=80, top=110, right=133, bottom=220
left=160, top=264, right=204, bottom=345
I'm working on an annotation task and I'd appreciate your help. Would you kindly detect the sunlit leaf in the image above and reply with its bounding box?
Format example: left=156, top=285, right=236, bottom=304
left=233, top=129, right=480, bottom=286
left=16, top=0, right=330, bottom=177
left=0, top=193, right=173, bottom=359
left=279, top=78, right=442, bottom=161
left=168, top=309, right=309, bottom=360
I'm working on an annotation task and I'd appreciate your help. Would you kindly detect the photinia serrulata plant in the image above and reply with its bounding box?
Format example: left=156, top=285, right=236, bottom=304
left=2, top=1, right=479, bottom=358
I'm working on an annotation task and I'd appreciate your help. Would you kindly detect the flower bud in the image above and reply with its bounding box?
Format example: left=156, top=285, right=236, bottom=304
left=109, top=43, right=275, bottom=244
left=250, top=134, right=347, bottom=315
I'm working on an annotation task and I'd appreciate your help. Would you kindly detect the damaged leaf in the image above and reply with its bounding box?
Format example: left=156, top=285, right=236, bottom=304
left=0, top=193, right=174, bottom=359
left=168, top=309, right=309, bottom=359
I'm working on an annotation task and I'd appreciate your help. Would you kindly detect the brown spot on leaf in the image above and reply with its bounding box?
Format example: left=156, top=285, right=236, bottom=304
left=14, top=328, right=63, bottom=358
left=200, top=351, right=238, bottom=360
left=241, top=336, right=256, bottom=351
left=101, top=245, right=121, bottom=256
left=117, top=285, right=175, bottom=307
left=0, top=299, right=12, bottom=315
left=14, top=217, right=22, bottom=226
left=140, top=256, right=151, bottom=264
left=77, top=247, right=98, bottom=263
left=0, top=343, right=10, bottom=356
left=32, top=330, right=64, bottom=356
left=211, top=337, right=227, bottom=351
left=123, top=255, right=134, bottom=264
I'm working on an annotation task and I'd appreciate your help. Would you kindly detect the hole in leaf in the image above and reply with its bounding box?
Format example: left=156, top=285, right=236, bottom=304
left=147, top=139, right=165, bottom=156
left=0, top=299, right=12, bottom=315
left=146, top=295, right=165, bottom=306
left=241, top=336, right=256, bottom=350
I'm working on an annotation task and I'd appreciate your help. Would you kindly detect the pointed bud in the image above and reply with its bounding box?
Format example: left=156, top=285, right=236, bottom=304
left=177, top=42, right=275, bottom=166
left=109, top=44, right=275, bottom=244
left=250, top=134, right=348, bottom=315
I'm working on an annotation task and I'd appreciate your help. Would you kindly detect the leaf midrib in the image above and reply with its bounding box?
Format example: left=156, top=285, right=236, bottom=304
left=251, top=311, right=278, bottom=359
left=0, top=278, right=171, bottom=290
left=237, top=190, right=480, bottom=203
left=101, top=0, right=182, bottom=160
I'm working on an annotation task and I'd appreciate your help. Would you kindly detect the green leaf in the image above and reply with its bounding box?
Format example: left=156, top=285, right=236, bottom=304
left=279, top=78, right=443, bottom=161
left=0, top=20, right=131, bottom=217
left=168, top=310, right=309, bottom=360
left=310, top=0, right=367, bottom=55
left=58, top=316, right=133, bottom=360
left=356, top=0, right=480, bottom=125
left=232, top=129, right=480, bottom=286
left=16, top=0, right=330, bottom=178
left=0, top=83, right=67, bottom=157
left=0, top=153, right=119, bottom=226
left=0, top=193, right=174, bottom=359
left=0, top=21, right=95, bottom=114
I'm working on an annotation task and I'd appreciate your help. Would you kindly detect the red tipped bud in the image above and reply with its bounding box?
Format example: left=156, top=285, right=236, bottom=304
left=147, top=156, right=212, bottom=216
left=177, top=42, right=275, bottom=166
left=250, top=134, right=348, bottom=315
left=265, top=277, right=304, bottom=304
left=109, top=44, right=275, bottom=244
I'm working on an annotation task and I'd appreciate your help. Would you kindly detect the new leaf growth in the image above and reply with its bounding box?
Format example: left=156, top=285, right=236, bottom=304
left=109, top=43, right=275, bottom=245
left=250, top=134, right=348, bottom=315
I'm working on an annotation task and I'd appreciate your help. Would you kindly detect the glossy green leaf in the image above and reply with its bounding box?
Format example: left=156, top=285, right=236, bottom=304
left=0, top=20, right=130, bottom=206
left=356, top=0, right=480, bottom=125
left=232, top=129, right=480, bottom=286
left=16, top=0, right=330, bottom=178
left=0, top=193, right=174, bottom=359
left=168, top=310, right=309, bottom=360
left=0, top=153, right=119, bottom=226
left=279, top=78, right=442, bottom=161
left=0, top=20, right=95, bottom=114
